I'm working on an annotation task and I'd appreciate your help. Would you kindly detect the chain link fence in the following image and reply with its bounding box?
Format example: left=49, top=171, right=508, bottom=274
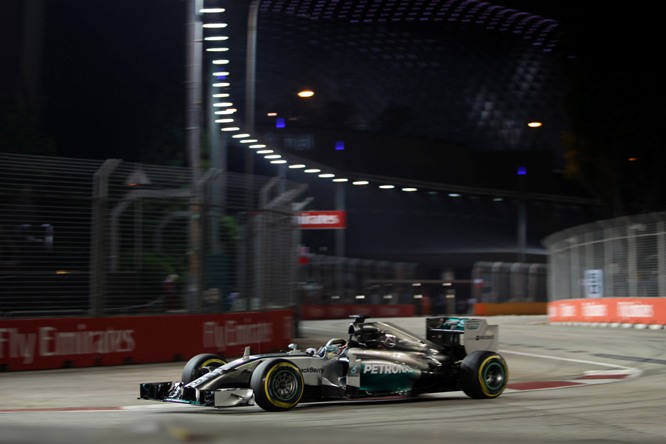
left=544, top=212, right=666, bottom=300
left=299, top=254, right=417, bottom=304
left=1, top=153, right=420, bottom=318
left=0, top=154, right=304, bottom=317
left=471, top=261, right=548, bottom=304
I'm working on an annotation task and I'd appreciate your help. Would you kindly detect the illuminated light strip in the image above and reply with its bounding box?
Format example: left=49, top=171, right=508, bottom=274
left=257, top=150, right=273, bottom=154
left=304, top=169, right=321, bottom=173
left=319, top=173, right=335, bottom=178
left=289, top=164, right=306, bottom=169
left=402, top=187, right=418, bottom=192
left=352, top=181, right=369, bottom=185
left=379, top=184, right=395, bottom=189
left=332, top=178, right=348, bottom=182
left=202, top=10, right=242, bottom=145
left=203, top=7, right=322, bottom=186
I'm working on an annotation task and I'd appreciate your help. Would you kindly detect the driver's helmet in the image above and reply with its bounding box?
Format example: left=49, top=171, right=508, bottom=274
left=324, top=338, right=347, bottom=358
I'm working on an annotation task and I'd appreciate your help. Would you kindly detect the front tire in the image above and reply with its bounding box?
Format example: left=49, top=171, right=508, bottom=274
left=460, top=350, right=508, bottom=399
left=181, top=353, right=226, bottom=384
left=250, top=359, right=304, bottom=411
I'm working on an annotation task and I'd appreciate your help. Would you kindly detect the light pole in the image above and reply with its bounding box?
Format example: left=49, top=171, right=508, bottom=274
left=245, top=0, right=260, bottom=203
left=186, top=0, right=203, bottom=312
left=245, top=0, right=259, bottom=167
left=235, top=1, right=261, bottom=309
left=517, top=166, right=527, bottom=263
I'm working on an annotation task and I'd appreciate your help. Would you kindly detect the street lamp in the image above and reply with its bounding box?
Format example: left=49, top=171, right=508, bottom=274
left=297, top=89, right=315, bottom=98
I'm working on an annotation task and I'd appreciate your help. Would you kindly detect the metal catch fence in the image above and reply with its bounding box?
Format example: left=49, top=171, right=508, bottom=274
left=299, top=254, right=417, bottom=304
left=543, top=212, right=666, bottom=300
left=1, top=153, right=422, bottom=318
left=0, top=154, right=303, bottom=317
left=471, top=261, right=548, bottom=303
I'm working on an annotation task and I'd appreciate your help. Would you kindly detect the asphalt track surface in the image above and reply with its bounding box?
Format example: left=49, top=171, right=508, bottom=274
left=1, top=315, right=666, bottom=444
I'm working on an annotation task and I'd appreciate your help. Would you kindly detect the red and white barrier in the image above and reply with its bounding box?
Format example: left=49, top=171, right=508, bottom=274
left=548, top=298, right=666, bottom=329
left=0, top=309, right=294, bottom=371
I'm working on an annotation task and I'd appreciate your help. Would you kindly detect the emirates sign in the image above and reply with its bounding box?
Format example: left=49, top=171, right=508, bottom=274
left=296, top=210, right=346, bottom=229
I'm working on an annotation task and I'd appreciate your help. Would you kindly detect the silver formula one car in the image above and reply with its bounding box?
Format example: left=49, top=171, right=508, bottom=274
left=139, top=315, right=508, bottom=411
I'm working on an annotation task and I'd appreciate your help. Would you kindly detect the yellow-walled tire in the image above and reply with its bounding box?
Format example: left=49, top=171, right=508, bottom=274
left=250, top=359, right=304, bottom=411
left=460, top=350, right=508, bottom=399
left=181, top=353, right=226, bottom=384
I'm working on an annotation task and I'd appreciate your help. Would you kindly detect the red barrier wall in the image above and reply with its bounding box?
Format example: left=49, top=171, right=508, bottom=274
left=548, top=298, right=666, bottom=326
left=0, top=309, right=294, bottom=371
left=300, top=304, right=415, bottom=320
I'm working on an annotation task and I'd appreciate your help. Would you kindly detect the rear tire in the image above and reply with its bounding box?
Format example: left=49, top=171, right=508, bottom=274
left=181, top=353, right=226, bottom=384
left=250, top=359, right=304, bottom=411
left=460, top=350, right=508, bottom=399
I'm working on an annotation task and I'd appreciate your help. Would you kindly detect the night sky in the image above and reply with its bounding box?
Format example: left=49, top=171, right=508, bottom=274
left=41, top=0, right=187, bottom=163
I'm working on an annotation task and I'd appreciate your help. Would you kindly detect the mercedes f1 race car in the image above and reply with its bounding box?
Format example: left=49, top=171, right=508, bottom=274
left=139, top=315, right=508, bottom=411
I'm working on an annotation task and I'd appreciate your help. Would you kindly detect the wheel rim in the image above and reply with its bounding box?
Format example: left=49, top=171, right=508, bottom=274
left=269, top=369, right=299, bottom=402
left=483, top=360, right=505, bottom=391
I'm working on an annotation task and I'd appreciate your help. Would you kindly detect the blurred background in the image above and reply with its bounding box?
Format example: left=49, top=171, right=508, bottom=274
left=1, top=0, right=663, bottom=319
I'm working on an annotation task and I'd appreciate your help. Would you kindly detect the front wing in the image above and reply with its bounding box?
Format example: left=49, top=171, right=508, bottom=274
left=139, top=381, right=254, bottom=408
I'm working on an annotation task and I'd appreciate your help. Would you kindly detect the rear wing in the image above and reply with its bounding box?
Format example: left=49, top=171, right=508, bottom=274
left=426, top=317, right=499, bottom=354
